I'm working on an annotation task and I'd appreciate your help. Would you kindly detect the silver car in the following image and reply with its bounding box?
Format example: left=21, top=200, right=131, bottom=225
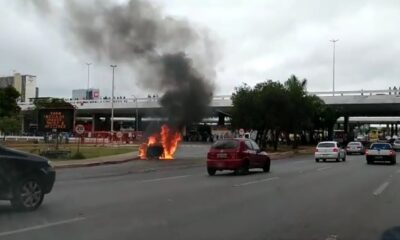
left=392, top=140, right=400, bottom=151
left=346, top=141, right=365, bottom=155
left=315, top=141, right=346, bottom=162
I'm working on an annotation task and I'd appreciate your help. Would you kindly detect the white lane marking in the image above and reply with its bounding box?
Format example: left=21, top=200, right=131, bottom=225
left=317, top=166, right=332, bottom=171
left=141, top=175, right=191, bottom=183
left=325, top=234, right=338, bottom=240
left=373, top=181, right=390, bottom=196
left=233, top=177, right=279, bottom=187
left=0, top=217, right=86, bottom=237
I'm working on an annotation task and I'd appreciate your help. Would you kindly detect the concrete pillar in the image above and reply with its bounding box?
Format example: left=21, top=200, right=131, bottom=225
left=104, top=116, right=111, bottom=131
left=136, top=115, right=142, bottom=131
left=91, top=114, right=96, bottom=133
left=218, top=114, right=225, bottom=126
left=343, top=116, right=349, bottom=133
left=391, top=124, right=394, bottom=137
left=387, top=124, right=390, bottom=136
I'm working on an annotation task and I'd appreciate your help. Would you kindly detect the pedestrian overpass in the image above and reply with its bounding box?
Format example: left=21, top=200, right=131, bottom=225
left=18, top=89, right=400, bottom=131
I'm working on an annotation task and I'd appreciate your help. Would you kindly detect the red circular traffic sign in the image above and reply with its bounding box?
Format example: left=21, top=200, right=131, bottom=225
left=75, top=124, right=85, bottom=135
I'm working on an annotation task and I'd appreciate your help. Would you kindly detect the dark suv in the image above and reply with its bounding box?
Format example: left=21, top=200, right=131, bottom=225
left=0, top=146, right=56, bottom=210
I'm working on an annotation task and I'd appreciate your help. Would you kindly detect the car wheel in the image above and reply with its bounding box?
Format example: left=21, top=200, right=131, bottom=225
left=263, top=160, right=271, bottom=172
left=391, top=159, right=396, bottom=165
left=367, top=160, right=372, bottom=165
left=237, top=161, right=249, bottom=175
left=336, top=158, right=340, bottom=162
left=315, top=158, right=319, bottom=163
left=11, top=177, right=44, bottom=211
left=207, top=168, right=216, bottom=176
left=342, top=156, right=346, bottom=161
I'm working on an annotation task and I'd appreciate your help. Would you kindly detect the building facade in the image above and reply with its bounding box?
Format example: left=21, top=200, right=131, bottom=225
left=0, top=73, right=38, bottom=102
left=72, top=88, right=100, bottom=100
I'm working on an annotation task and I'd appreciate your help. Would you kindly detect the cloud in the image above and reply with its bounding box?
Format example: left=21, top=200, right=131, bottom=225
left=1, top=0, right=400, bottom=97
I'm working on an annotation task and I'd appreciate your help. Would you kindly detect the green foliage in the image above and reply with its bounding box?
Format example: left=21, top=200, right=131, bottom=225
left=0, top=86, right=21, bottom=136
left=231, top=75, right=341, bottom=149
left=0, top=116, right=21, bottom=135
left=71, top=151, right=86, bottom=160
left=33, top=98, right=74, bottom=109
left=0, top=86, right=20, bottom=117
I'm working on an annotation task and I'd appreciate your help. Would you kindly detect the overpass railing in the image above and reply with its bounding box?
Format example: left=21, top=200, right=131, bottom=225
left=17, top=95, right=233, bottom=107
left=309, top=89, right=396, bottom=96
left=17, top=90, right=397, bottom=108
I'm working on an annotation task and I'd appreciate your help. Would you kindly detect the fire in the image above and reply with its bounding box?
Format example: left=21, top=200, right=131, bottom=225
left=138, top=124, right=181, bottom=160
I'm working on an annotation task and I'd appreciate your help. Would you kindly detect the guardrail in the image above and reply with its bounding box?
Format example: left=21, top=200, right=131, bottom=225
left=310, top=89, right=397, bottom=96
left=17, top=90, right=399, bottom=108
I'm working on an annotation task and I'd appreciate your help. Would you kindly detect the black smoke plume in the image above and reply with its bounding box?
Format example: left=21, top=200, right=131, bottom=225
left=28, top=0, right=216, bottom=129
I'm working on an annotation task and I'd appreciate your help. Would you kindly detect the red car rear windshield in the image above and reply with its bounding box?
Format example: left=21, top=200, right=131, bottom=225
left=212, top=140, right=239, bottom=149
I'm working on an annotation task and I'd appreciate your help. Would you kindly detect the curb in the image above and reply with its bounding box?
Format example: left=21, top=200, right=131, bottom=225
left=54, top=156, right=140, bottom=169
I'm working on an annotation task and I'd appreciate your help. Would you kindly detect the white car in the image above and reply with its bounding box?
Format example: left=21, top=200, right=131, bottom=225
left=346, top=141, right=365, bottom=155
left=315, top=141, right=346, bottom=162
left=392, top=140, right=400, bottom=151
left=366, top=143, right=396, bottom=165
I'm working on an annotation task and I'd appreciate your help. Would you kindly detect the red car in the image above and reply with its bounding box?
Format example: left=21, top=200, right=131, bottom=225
left=207, top=138, right=271, bottom=176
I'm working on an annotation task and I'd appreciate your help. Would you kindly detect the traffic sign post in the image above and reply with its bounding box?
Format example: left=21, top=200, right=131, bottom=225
left=75, top=125, right=85, bottom=153
left=116, top=131, right=123, bottom=145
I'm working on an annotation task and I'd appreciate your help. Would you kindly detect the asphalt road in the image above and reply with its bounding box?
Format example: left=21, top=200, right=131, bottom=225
left=1, top=145, right=400, bottom=240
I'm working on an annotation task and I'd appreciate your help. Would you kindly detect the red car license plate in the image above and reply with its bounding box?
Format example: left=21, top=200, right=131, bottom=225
left=217, top=153, right=227, bottom=158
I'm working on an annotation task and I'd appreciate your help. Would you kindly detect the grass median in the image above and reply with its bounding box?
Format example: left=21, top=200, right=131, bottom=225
left=4, top=143, right=138, bottom=161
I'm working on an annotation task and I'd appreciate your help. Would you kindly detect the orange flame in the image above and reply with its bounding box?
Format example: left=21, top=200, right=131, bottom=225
left=138, top=124, right=181, bottom=160
left=160, top=125, right=181, bottom=160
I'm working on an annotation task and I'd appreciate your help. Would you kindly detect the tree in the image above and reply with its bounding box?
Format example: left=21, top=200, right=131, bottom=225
left=231, top=75, right=333, bottom=151
left=0, top=86, right=21, bottom=137
left=0, top=117, right=21, bottom=137
left=0, top=86, right=20, bottom=117
left=231, top=81, right=289, bottom=150
left=283, top=75, right=309, bottom=148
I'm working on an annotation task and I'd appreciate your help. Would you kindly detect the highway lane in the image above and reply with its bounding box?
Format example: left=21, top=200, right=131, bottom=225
left=1, top=152, right=400, bottom=240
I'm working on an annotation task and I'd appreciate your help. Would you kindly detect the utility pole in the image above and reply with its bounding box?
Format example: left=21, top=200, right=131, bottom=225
left=86, top=63, right=91, bottom=89
left=110, top=65, right=117, bottom=137
left=132, top=95, right=139, bottom=133
left=330, top=39, right=339, bottom=96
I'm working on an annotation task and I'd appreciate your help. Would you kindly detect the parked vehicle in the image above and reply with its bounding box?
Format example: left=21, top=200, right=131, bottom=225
left=206, top=138, right=270, bottom=176
left=0, top=146, right=56, bottom=210
left=315, top=141, right=346, bottom=162
left=366, top=143, right=396, bottom=165
left=346, top=141, right=365, bottom=155
left=392, top=139, right=400, bottom=151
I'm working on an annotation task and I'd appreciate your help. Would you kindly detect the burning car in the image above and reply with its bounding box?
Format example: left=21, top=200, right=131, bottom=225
left=139, top=125, right=181, bottom=160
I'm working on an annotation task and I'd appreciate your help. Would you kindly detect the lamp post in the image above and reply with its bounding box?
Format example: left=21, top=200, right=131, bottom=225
left=110, top=65, right=117, bottom=137
left=330, top=39, right=339, bottom=96
left=86, top=63, right=92, bottom=99
left=131, top=95, right=139, bottom=134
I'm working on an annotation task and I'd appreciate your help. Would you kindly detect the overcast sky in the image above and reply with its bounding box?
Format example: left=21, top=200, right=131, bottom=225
left=1, top=0, right=400, bottom=98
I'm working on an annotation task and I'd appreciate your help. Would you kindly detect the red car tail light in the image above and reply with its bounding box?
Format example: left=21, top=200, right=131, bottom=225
left=333, top=148, right=339, bottom=152
left=315, top=148, right=319, bottom=153
left=390, top=150, right=396, bottom=156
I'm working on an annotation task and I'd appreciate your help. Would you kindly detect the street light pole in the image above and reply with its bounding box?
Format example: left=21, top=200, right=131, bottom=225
left=330, top=39, right=339, bottom=96
left=110, top=65, right=117, bottom=136
left=131, top=95, right=139, bottom=133
left=86, top=63, right=91, bottom=89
